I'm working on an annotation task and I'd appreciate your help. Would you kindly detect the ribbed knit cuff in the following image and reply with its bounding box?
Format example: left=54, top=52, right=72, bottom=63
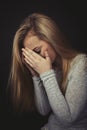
left=32, top=76, right=41, bottom=81
left=40, top=69, right=56, bottom=81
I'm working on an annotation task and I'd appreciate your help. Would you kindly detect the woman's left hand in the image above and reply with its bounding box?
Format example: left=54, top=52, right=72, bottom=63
left=22, top=47, right=52, bottom=74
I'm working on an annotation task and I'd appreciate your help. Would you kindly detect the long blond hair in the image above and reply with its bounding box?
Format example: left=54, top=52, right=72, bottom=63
left=8, top=13, right=80, bottom=111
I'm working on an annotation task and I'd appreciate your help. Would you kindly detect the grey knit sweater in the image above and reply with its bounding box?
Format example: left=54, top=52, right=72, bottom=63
left=32, top=54, right=87, bottom=130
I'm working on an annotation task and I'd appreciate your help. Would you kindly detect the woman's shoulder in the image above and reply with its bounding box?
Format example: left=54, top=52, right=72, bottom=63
left=70, top=53, right=87, bottom=68
left=68, top=53, right=87, bottom=78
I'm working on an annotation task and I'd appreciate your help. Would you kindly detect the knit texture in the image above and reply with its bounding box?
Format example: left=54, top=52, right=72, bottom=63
left=33, top=54, right=87, bottom=130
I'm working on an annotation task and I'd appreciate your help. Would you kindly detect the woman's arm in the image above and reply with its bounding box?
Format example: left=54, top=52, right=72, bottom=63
left=40, top=56, right=87, bottom=126
left=33, top=69, right=62, bottom=116
left=32, top=76, right=51, bottom=116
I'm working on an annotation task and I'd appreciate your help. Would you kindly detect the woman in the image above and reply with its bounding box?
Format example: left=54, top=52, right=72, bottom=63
left=8, top=13, right=87, bottom=130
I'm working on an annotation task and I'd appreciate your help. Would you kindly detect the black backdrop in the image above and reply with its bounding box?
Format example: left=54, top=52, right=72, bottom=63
left=0, top=0, right=86, bottom=129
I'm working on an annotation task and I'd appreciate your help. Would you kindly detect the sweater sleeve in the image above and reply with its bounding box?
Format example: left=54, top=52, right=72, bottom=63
left=40, top=56, right=87, bottom=126
left=32, top=76, right=51, bottom=115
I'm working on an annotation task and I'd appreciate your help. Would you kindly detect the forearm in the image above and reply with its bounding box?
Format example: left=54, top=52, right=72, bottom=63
left=40, top=70, right=72, bottom=126
left=32, top=76, right=51, bottom=115
left=40, top=68, right=87, bottom=127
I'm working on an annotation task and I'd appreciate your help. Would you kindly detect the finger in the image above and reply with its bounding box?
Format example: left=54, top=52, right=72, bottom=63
left=24, top=57, right=33, bottom=68
left=22, top=51, right=36, bottom=64
left=25, top=47, right=42, bottom=59
left=45, top=51, right=51, bottom=62
left=22, top=50, right=34, bottom=65
left=22, top=48, right=37, bottom=62
left=22, top=48, right=29, bottom=56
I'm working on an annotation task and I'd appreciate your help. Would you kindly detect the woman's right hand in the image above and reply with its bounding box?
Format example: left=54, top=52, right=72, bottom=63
left=22, top=54, right=39, bottom=77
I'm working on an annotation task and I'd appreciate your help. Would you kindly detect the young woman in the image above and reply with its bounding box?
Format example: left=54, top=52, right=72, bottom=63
left=8, top=13, right=87, bottom=130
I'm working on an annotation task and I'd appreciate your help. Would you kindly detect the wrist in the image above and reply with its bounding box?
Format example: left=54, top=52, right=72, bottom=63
left=32, top=75, right=40, bottom=81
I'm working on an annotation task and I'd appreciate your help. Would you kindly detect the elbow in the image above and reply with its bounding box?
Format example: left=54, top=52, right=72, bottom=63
left=39, top=111, right=48, bottom=116
left=36, top=104, right=51, bottom=116
left=38, top=108, right=51, bottom=116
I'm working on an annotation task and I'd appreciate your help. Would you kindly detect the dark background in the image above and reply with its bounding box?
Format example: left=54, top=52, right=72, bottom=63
left=0, top=0, right=86, bottom=129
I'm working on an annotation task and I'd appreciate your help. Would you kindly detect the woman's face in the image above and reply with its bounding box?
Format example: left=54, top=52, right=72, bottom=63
left=23, top=32, right=57, bottom=63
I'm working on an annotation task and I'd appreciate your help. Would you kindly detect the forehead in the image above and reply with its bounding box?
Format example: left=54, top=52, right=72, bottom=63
left=23, top=32, right=41, bottom=49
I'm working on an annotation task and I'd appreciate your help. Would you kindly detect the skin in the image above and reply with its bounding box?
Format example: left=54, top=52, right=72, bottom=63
left=22, top=32, right=57, bottom=75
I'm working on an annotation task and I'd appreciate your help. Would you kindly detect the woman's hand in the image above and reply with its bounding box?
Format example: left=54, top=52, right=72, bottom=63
left=22, top=54, right=39, bottom=77
left=22, top=47, right=52, bottom=74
